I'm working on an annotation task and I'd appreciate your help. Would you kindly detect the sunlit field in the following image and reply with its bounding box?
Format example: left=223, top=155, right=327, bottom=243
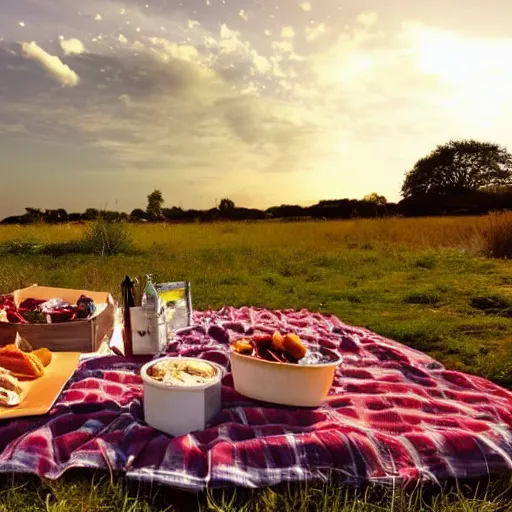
left=1, top=214, right=512, bottom=511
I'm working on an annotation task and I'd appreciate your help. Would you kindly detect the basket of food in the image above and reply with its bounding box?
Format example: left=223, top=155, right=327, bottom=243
left=0, top=285, right=115, bottom=353
left=230, top=331, right=341, bottom=407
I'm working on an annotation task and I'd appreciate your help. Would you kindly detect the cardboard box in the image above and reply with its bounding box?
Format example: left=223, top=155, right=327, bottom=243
left=0, top=285, right=115, bottom=353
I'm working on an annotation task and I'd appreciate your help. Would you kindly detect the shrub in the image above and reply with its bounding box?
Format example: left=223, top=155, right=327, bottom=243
left=80, top=218, right=134, bottom=255
left=482, top=211, right=512, bottom=258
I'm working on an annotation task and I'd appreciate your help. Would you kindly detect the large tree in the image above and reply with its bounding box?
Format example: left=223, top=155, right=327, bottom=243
left=218, top=198, right=235, bottom=211
left=401, top=139, right=512, bottom=198
left=146, top=190, right=164, bottom=220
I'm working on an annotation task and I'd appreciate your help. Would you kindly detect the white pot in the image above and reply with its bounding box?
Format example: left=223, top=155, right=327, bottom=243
left=230, top=349, right=341, bottom=408
left=140, top=357, right=223, bottom=437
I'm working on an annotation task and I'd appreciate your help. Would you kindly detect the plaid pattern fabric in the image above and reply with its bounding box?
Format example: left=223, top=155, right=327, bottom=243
left=1, top=306, right=512, bottom=491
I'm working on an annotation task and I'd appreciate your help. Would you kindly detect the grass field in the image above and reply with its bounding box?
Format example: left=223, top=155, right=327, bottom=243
left=1, top=215, right=512, bottom=511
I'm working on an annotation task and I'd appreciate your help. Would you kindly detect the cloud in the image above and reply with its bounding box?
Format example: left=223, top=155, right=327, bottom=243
left=305, top=23, right=327, bottom=42
left=59, top=37, right=86, bottom=55
left=252, top=55, right=271, bottom=74
left=21, top=42, right=80, bottom=86
left=94, top=14, right=102, bottom=21
left=148, top=37, right=201, bottom=63
left=239, top=10, right=248, bottom=21
left=356, top=11, right=379, bottom=28
left=281, top=26, right=295, bottom=39
left=6, top=7, right=512, bottom=213
left=299, top=2, right=311, bottom=12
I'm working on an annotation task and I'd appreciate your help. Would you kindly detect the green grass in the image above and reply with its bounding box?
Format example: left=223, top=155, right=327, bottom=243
left=1, top=217, right=512, bottom=510
left=1, top=472, right=512, bottom=512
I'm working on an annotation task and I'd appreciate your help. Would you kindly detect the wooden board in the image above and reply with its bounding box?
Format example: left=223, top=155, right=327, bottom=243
left=0, top=352, right=81, bottom=420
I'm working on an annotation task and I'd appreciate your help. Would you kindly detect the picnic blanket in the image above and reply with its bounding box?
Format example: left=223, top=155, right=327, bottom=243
left=1, top=307, right=512, bottom=491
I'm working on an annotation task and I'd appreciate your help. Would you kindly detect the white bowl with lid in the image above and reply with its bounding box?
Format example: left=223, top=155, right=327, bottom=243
left=140, top=356, right=224, bottom=437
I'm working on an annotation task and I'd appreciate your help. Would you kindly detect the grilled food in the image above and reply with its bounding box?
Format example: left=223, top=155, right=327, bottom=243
left=231, top=331, right=308, bottom=364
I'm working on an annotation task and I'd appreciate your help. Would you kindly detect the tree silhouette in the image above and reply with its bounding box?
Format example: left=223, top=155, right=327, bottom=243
left=146, top=190, right=164, bottom=220
left=24, top=208, right=43, bottom=221
left=402, top=139, right=512, bottom=198
left=363, top=193, right=387, bottom=206
left=218, top=198, right=235, bottom=211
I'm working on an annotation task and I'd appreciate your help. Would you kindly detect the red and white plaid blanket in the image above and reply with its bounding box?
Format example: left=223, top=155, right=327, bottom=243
left=1, top=307, right=512, bottom=491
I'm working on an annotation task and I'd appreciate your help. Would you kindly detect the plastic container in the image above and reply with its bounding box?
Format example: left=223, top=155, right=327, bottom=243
left=229, top=348, right=341, bottom=407
left=140, top=357, right=223, bottom=437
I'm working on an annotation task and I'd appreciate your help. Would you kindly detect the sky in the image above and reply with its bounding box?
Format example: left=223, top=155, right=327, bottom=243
left=1, top=0, right=512, bottom=218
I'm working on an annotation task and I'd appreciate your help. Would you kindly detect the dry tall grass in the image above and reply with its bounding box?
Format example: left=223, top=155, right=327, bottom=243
left=0, top=214, right=511, bottom=257
left=482, top=212, right=512, bottom=258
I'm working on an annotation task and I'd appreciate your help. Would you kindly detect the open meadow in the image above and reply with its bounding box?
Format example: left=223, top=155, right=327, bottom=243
left=1, top=214, right=512, bottom=511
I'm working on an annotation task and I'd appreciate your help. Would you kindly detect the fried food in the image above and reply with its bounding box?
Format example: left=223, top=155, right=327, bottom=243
left=271, top=331, right=284, bottom=351
left=32, top=348, right=52, bottom=367
left=232, top=339, right=254, bottom=355
left=0, top=344, right=44, bottom=380
left=282, top=334, right=307, bottom=361
left=231, top=332, right=308, bottom=364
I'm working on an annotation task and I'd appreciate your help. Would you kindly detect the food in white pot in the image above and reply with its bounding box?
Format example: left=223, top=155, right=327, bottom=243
left=141, top=357, right=223, bottom=437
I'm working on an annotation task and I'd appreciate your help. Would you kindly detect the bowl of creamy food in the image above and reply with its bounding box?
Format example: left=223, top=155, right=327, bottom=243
left=140, top=357, right=224, bottom=437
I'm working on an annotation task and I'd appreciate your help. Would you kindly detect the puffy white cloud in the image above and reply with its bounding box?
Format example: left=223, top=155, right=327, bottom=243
left=280, top=26, right=295, bottom=39
left=118, top=34, right=128, bottom=44
left=356, top=11, right=378, bottom=28
left=148, top=37, right=200, bottom=63
left=21, top=41, right=80, bottom=86
left=94, top=14, right=102, bottom=21
left=305, top=23, right=326, bottom=42
left=239, top=10, right=248, bottom=21
left=59, top=38, right=86, bottom=55
left=252, top=54, right=271, bottom=74
left=299, top=2, right=311, bottom=12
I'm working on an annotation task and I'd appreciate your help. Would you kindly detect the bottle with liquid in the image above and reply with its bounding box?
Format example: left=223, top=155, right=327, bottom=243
left=138, top=274, right=168, bottom=354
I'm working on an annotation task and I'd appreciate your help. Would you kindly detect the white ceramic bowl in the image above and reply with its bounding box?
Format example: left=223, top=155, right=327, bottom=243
left=229, top=348, right=341, bottom=408
left=140, top=356, right=224, bottom=437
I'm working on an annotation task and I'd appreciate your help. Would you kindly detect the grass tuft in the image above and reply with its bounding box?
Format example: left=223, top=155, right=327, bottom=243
left=482, top=211, right=512, bottom=258
left=403, top=289, right=443, bottom=306
left=80, top=218, right=134, bottom=256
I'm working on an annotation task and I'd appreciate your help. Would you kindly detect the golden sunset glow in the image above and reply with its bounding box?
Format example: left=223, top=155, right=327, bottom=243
left=1, top=1, right=512, bottom=217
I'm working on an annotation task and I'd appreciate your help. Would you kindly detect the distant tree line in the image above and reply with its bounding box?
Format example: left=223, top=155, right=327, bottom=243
left=3, top=139, right=512, bottom=225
